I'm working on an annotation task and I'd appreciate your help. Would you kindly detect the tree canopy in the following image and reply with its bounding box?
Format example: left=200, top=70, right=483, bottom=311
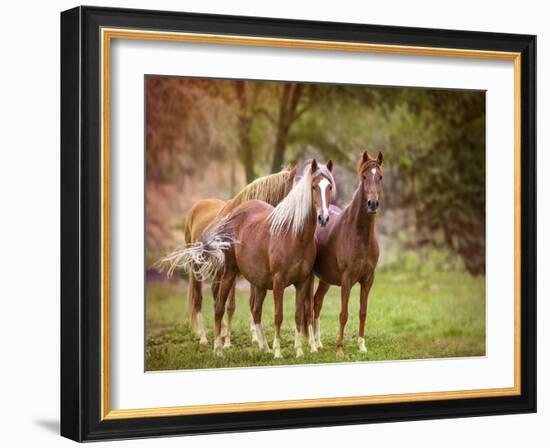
left=146, top=77, right=485, bottom=275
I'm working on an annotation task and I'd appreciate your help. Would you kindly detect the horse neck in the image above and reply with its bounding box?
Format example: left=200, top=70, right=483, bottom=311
left=345, top=183, right=376, bottom=237
left=300, top=204, right=318, bottom=243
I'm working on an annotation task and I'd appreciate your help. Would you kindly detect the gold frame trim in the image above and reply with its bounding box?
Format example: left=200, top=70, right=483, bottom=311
left=100, top=28, right=522, bottom=420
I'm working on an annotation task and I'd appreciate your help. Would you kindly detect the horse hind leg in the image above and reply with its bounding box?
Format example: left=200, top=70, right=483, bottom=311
left=223, top=282, right=237, bottom=349
left=211, top=276, right=232, bottom=345
left=272, top=280, right=285, bottom=359
left=212, top=279, right=227, bottom=339
left=294, top=279, right=314, bottom=358
left=188, top=272, right=208, bottom=346
left=303, top=274, right=317, bottom=354
left=248, top=285, right=259, bottom=345
left=213, top=269, right=237, bottom=356
left=313, top=280, right=330, bottom=350
left=251, top=286, right=270, bottom=353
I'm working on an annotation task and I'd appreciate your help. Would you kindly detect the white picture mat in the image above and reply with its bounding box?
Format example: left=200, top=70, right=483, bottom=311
left=110, top=37, right=515, bottom=410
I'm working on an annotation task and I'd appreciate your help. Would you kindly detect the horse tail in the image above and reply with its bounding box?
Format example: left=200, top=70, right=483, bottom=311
left=156, top=215, right=236, bottom=281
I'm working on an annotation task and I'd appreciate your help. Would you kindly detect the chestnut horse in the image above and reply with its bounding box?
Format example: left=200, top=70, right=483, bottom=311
left=188, top=160, right=335, bottom=357
left=159, top=167, right=296, bottom=347
left=312, top=151, right=383, bottom=356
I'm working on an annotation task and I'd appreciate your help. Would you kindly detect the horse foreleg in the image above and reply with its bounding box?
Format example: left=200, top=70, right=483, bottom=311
left=223, top=281, right=236, bottom=349
left=358, top=273, right=375, bottom=353
left=336, top=278, right=352, bottom=357
left=188, top=272, right=208, bottom=345
left=273, top=278, right=285, bottom=359
left=251, top=286, right=270, bottom=352
left=213, top=270, right=237, bottom=356
left=313, top=280, right=330, bottom=350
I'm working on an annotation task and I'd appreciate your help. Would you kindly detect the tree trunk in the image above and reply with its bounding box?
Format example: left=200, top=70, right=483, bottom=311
left=271, top=125, right=289, bottom=173
left=271, top=83, right=303, bottom=173
left=234, top=81, right=255, bottom=183
left=239, top=120, right=255, bottom=184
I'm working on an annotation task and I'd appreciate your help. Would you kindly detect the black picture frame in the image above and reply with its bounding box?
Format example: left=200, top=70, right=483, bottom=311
left=61, top=5, right=536, bottom=442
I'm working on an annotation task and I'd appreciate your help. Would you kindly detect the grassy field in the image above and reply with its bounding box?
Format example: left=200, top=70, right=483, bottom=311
left=146, top=271, right=485, bottom=371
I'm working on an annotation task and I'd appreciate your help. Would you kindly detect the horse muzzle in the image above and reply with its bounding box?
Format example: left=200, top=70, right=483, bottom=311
left=367, top=199, right=380, bottom=214
left=318, top=214, right=330, bottom=226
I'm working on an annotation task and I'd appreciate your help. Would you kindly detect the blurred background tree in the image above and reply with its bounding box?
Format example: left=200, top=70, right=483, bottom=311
left=146, top=77, right=485, bottom=276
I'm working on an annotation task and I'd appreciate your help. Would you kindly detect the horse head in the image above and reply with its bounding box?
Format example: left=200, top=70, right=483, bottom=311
left=310, top=159, right=334, bottom=227
left=358, top=151, right=384, bottom=214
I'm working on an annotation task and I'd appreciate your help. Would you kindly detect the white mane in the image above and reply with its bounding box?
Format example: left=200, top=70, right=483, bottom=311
left=268, top=163, right=334, bottom=236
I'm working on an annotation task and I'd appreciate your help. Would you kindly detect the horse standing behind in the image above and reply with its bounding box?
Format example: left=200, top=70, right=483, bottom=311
left=158, top=166, right=296, bottom=347
left=186, top=160, right=335, bottom=357
left=312, top=151, right=383, bottom=356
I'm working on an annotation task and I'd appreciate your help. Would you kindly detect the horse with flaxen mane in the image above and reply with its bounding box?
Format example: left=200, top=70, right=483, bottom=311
left=185, top=160, right=335, bottom=357
left=312, top=151, right=383, bottom=356
left=157, top=166, right=296, bottom=347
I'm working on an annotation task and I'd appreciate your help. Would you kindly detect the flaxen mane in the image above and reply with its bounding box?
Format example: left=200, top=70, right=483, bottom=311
left=219, top=166, right=295, bottom=216
left=269, top=162, right=334, bottom=236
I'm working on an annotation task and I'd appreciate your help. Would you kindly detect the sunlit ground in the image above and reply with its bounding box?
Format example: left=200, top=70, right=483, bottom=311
left=146, top=271, right=485, bottom=371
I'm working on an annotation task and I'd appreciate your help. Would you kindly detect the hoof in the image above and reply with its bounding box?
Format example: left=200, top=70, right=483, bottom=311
left=358, top=337, right=367, bottom=353
left=199, top=338, right=209, bottom=346
left=223, top=339, right=232, bottom=349
left=258, top=342, right=271, bottom=353
left=336, top=348, right=344, bottom=358
left=310, top=344, right=318, bottom=354
left=251, top=334, right=259, bottom=344
left=296, top=347, right=304, bottom=358
left=213, top=337, right=224, bottom=356
left=358, top=345, right=368, bottom=353
left=274, top=349, right=283, bottom=359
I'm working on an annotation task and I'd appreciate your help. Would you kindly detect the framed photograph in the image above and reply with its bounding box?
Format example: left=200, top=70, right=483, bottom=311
left=60, top=6, right=536, bottom=442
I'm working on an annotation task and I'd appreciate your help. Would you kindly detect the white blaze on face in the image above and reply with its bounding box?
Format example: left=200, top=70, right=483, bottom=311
left=371, top=167, right=377, bottom=180
left=319, top=177, right=330, bottom=218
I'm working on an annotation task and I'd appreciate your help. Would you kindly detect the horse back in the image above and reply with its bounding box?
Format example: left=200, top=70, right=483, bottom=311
left=184, top=198, right=226, bottom=243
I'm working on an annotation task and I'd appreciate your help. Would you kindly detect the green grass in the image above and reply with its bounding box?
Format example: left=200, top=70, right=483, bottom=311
left=146, top=271, right=485, bottom=370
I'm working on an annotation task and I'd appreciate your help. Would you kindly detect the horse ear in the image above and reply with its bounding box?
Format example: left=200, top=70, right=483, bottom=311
left=326, top=160, right=333, bottom=172
left=362, top=151, right=371, bottom=163
left=310, top=159, right=318, bottom=172
left=377, top=151, right=383, bottom=165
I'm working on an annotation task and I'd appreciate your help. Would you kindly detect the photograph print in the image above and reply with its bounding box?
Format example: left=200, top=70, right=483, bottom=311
left=147, top=76, right=486, bottom=371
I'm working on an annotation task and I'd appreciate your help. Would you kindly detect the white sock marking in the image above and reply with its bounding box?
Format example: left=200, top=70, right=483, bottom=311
left=358, top=336, right=367, bottom=353
left=315, top=318, right=322, bottom=345
left=197, top=312, right=207, bottom=343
